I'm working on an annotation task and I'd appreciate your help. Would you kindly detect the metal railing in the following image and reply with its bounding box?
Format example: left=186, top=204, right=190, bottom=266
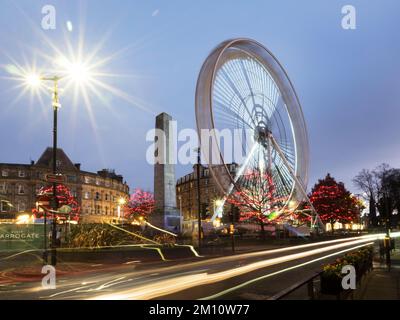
left=268, top=271, right=323, bottom=300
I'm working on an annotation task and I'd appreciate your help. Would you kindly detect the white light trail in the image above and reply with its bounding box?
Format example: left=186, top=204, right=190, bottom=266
left=90, top=236, right=382, bottom=300
left=201, top=242, right=374, bottom=300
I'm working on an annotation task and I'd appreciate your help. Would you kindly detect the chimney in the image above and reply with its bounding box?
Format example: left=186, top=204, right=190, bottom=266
left=74, top=163, right=81, bottom=170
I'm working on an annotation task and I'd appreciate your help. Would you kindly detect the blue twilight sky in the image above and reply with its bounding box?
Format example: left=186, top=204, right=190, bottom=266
left=0, top=0, right=400, bottom=193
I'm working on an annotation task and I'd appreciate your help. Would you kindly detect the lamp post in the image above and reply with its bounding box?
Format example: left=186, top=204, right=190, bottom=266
left=195, top=147, right=202, bottom=252
left=30, top=75, right=63, bottom=266
left=179, top=195, right=183, bottom=233
left=25, top=70, right=87, bottom=266
left=47, top=76, right=62, bottom=266
left=118, top=197, right=126, bottom=226
left=21, top=56, right=94, bottom=265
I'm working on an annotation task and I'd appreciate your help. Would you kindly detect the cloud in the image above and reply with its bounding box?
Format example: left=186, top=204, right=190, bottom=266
left=151, top=9, right=160, bottom=17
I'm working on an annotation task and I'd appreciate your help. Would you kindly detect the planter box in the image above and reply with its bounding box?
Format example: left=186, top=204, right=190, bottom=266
left=320, top=275, right=343, bottom=295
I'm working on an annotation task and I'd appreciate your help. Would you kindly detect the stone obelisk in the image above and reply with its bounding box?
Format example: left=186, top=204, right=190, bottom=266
left=152, top=112, right=180, bottom=231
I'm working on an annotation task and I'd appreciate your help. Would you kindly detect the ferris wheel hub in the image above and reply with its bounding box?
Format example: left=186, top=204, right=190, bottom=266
left=254, top=125, right=271, bottom=146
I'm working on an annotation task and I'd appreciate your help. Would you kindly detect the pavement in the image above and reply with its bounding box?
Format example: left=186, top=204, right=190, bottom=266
left=353, top=249, right=400, bottom=300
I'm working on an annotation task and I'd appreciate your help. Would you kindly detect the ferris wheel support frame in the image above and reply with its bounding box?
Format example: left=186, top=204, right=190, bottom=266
left=268, top=133, right=324, bottom=232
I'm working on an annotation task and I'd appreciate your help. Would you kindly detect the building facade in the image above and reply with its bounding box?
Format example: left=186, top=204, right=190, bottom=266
left=176, top=163, right=238, bottom=233
left=0, top=147, right=129, bottom=223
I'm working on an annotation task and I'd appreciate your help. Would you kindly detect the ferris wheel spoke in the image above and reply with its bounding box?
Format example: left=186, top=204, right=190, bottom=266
left=239, top=60, right=256, bottom=107
left=220, top=69, right=258, bottom=127
left=214, top=101, right=255, bottom=129
left=226, top=59, right=252, bottom=101
left=274, top=159, right=293, bottom=195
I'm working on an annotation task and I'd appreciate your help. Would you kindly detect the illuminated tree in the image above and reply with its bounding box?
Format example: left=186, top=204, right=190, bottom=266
left=308, top=174, right=360, bottom=231
left=226, top=169, right=286, bottom=239
left=125, top=188, right=155, bottom=220
left=32, top=184, right=80, bottom=221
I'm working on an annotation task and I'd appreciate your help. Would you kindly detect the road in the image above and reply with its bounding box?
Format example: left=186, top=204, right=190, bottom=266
left=0, top=234, right=382, bottom=300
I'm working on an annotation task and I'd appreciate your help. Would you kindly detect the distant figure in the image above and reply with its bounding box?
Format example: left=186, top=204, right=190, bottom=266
left=56, top=228, right=62, bottom=247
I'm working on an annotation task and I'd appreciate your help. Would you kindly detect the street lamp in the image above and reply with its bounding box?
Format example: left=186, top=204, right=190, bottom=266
left=195, top=147, right=202, bottom=252
left=26, top=74, right=62, bottom=265
left=24, top=60, right=92, bottom=266
left=117, top=197, right=126, bottom=226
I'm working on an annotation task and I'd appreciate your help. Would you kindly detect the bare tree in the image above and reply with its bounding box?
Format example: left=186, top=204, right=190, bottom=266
left=353, top=168, right=378, bottom=226
left=353, top=163, right=399, bottom=228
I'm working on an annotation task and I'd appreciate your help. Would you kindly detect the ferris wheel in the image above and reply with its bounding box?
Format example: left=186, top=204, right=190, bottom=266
left=195, top=38, right=318, bottom=224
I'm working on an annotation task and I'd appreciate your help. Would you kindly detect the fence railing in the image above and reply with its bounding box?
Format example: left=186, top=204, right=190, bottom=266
left=268, top=271, right=323, bottom=300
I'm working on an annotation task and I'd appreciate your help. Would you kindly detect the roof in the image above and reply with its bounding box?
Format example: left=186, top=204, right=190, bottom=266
left=34, top=147, right=78, bottom=172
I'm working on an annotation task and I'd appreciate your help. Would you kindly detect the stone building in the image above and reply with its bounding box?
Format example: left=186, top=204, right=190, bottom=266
left=176, top=163, right=238, bottom=233
left=0, top=147, right=129, bottom=223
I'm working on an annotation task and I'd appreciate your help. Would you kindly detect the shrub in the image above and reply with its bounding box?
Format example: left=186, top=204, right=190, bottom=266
left=66, top=223, right=146, bottom=248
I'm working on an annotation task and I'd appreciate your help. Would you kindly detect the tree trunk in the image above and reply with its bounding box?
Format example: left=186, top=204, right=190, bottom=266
left=260, top=220, right=266, bottom=241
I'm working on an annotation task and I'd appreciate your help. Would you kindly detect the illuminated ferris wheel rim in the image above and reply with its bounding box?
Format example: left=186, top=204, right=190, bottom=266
left=195, top=38, right=310, bottom=211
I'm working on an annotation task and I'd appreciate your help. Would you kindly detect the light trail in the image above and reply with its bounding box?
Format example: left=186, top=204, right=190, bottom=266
left=105, top=223, right=160, bottom=245
left=89, top=236, right=380, bottom=300
left=201, top=242, right=374, bottom=300
left=144, top=221, right=178, bottom=237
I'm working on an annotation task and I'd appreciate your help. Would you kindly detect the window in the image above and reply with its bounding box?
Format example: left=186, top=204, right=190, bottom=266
left=105, top=180, right=110, bottom=187
left=84, top=192, right=90, bottom=199
left=18, top=202, right=26, bottom=212
left=17, top=185, right=25, bottom=194
left=0, top=201, right=10, bottom=212
left=2, top=170, right=8, bottom=177
left=105, top=193, right=109, bottom=201
left=0, top=183, right=6, bottom=193
left=95, top=192, right=100, bottom=200
left=84, top=176, right=90, bottom=184
left=95, top=179, right=100, bottom=186
left=18, top=170, right=25, bottom=177
left=56, top=160, right=62, bottom=168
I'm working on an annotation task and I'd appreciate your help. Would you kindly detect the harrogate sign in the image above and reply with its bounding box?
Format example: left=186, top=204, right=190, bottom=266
left=0, top=230, right=40, bottom=240
left=0, top=224, right=43, bottom=250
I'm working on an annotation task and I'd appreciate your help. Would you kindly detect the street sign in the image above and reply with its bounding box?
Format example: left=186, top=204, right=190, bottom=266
left=45, top=173, right=66, bottom=183
left=58, top=205, right=72, bottom=214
